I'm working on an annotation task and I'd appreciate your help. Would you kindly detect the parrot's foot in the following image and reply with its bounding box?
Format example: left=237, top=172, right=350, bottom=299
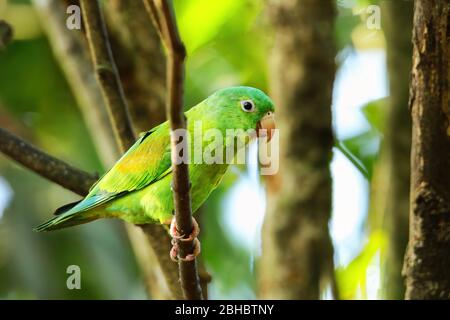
left=169, top=216, right=200, bottom=241
left=169, top=217, right=201, bottom=262
left=170, top=238, right=201, bottom=262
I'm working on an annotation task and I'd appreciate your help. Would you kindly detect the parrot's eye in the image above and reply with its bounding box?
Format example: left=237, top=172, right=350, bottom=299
left=240, top=100, right=255, bottom=112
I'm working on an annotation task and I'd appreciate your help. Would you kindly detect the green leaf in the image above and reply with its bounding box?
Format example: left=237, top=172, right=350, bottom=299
left=335, top=5, right=359, bottom=51
left=361, top=97, right=387, bottom=133
left=336, top=140, right=370, bottom=179
left=336, top=98, right=386, bottom=180
left=175, top=0, right=261, bottom=54
left=337, top=129, right=379, bottom=180
left=336, top=230, right=387, bottom=299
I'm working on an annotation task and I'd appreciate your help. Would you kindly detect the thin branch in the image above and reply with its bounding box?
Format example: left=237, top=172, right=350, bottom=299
left=198, top=268, right=212, bottom=299
left=144, top=0, right=203, bottom=300
left=142, top=0, right=164, bottom=42
left=0, top=128, right=97, bottom=196
left=79, top=0, right=135, bottom=151
left=104, top=0, right=167, bottom=132
left=79, top=0, right=187, bottom=299
left=139, top=224, right=185, bottom=298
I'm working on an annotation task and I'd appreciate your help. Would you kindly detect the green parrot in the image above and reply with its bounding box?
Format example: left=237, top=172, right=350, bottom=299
left=35, top=86, right=275, bottom=259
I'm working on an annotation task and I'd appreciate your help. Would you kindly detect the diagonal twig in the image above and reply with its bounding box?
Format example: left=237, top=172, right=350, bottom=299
left=143, top=0, right=164, bottom=41
left=104, top=0, right=167, bottom=133
left=0, top=128, right=97, bottom=196
left=79, top=0, right=135, bottom=151
left=144, top=0, right=203, bottom=300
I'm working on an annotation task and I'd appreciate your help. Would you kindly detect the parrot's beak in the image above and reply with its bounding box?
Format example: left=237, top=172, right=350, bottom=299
left=257, top=112, right=276, bottom=142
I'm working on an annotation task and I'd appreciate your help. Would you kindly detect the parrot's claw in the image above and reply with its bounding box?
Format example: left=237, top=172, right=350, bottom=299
left=169, top=216, right=200, bottom=242
left=170, top=243, right=179, bottom=262
left=170, top=238, right=201, bottom=262
left=169, top=217, right=201, bottom=262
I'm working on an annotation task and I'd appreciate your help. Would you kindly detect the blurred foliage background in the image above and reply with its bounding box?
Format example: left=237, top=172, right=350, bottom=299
left=0, top=0, right=410, bottom=299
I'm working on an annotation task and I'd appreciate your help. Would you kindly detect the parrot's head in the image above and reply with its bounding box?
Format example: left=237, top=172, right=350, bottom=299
left=204, top=86, right=276, bottom=141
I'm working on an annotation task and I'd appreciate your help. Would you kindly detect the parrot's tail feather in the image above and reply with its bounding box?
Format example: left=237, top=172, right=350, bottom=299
left=37, top=193, right=112, bottom=231
left=34, top=212, right=98, bottom=232
left=54, top=200, right=82, bottom=215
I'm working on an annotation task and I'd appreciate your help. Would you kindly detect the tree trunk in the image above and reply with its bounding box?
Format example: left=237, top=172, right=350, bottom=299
left=259, top=0, right=337, bottom=299
left=381, top=0, right=413, bottom=299
left=404, top=0, right=450, bottom=300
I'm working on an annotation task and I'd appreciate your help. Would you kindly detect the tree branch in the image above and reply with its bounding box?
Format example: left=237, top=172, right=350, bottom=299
left=144, top=0, right=203, bottom=300
left=80, top=0, right=135, bottom=151
left=103, top=0, right=167, bottom=133
left=79, top=0, right=184, bottom=299
left=142, top=0, right=164, bottom=42
left=0, top=128, right=96, bottom=196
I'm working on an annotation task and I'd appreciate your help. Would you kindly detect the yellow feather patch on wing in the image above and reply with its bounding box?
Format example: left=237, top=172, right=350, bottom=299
left=93, top=122, right=172, bottom=195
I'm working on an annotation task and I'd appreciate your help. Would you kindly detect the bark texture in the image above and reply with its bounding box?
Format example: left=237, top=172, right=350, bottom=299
left=144, top=0, right=203, bottom=300
left=381, top=0, right=413, bottom=299
left=404, top=0, right=450, bottom=300
left=105, top=0, right=166, bottom=133
left=259, top=0, right=337, bottom=299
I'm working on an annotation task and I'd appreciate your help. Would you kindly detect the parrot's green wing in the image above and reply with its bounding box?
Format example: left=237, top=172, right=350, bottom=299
left=93, top=123, right=172, bottom=194
left=62, top=123, right=172, bottom=215
left=34, top=123, right=173, bottom=231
